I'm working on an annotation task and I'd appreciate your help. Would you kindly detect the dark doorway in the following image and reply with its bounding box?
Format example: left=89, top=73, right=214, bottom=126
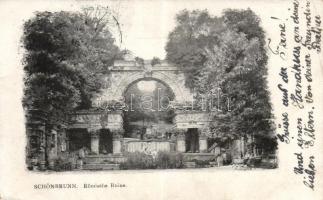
left=99, top=129, right=113, bottom=154
left=67, top=129, right=90, bottom=152
left=185, top=128, right=199, bottom=153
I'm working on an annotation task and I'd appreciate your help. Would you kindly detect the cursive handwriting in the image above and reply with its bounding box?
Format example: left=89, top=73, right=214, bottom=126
left=277, top=112, right=290, bottom=144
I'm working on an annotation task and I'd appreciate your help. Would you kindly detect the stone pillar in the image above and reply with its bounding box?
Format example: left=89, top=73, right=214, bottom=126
left=57, top=125, right=67, bottom=153
left=176, top=130, right=186, bottom=153
left=199, top=137, right=208, bottom=153
left=46, top=124, right=58, bottom=170
left=241, top=136, right=246, bottom=156
left=113, top=140, right=122, bottom=154
left=112, top=130, right=123, bottom=154
left=199, top=129, right=208, bottom=153
left=89, top=128, right=100, bottom=154
left=25, top=109, right=47, bottom=170
left=38, top=125, right=46, bottom=171
left=51, top=128, right=58, bottom=157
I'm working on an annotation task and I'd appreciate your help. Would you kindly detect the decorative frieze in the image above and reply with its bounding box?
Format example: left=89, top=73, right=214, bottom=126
left=69, top=111, right=123, bottom=130
left=93, top=61, right=193, bottom=104
left=174, top=112, right=213, bottom=129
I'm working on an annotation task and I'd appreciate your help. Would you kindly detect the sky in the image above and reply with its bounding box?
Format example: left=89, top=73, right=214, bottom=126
left=0, top=0, right=292, bottom=109
left=137, top=80, right=156, bottom=92
left=1, top=1, right=323, bottom=199
left=110, top=0, right=288, bottom=59
left=0, top=0, right=290, bottom=61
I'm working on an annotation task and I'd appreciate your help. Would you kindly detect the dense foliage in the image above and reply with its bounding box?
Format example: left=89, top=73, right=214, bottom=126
left=119, top=152, right=155, bottom=169
left=124, top=81, right=175, bottom=122
left=22, top=7, right=123, bottom=123
left=166, top=9, right=276, bottom=151
left=123, top=81, right=175, bottom=137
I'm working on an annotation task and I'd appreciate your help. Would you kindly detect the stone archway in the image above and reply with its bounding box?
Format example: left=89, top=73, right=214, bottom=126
left=67, top=60, right=214, bottom=156
left=92, top=60, right=194, bottom=105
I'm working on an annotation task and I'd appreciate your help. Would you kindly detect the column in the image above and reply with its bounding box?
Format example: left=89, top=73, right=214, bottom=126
left=38, top=124, right=46, bottom=171
left=46, top=124, right=58, bottom=170
left=89, top=128, right=100, bottom=154
left=241, top=136, right=246, bottom=156
left=199, top=129, right=207, bottom=153
left=176, top=130, right=186, bottom=153
left=57, top=125, right=67, bottom=153
left=112, top=130, right=123, bottom=154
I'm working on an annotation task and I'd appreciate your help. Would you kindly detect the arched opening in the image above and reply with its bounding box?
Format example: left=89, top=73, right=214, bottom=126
left=122, top=79, right=175, bottom=139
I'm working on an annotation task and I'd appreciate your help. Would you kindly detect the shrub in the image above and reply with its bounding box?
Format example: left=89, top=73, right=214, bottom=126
left=120, top=152, right=156, bottom=170
left=88, top=151, right=97, bottom=155
left=194, top=159, right=210, bottom=168
left=156, top=151, right=184, bottom=169
left=53, top=157, right=72, bottom=171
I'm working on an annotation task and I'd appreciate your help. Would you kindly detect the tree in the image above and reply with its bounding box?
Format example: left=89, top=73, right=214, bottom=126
left=165, top=9, right=276, bottom=153
left=123, top=81, right=175, bottom=123
left=135, top=56, right=145, bottom=66
left=23, top=7, right=123, bottom=124
left=151, top=57, right=161, bottom=66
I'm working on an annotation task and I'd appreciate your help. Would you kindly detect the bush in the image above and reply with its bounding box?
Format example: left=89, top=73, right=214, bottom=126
left=53, top=157, right=72, bottom=171
left=259, top=157, right=277, bottom=169
left=193, top=159, right=210, bottom=168
left=156, top=151, right=184, bottom=169
left=120, top=152, right=156, bottom=170
left=119, top=151, right=184, bottom=170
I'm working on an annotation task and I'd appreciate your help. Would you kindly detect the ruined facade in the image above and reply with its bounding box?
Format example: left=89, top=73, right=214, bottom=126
left=26, top=60, right=250, bottom=170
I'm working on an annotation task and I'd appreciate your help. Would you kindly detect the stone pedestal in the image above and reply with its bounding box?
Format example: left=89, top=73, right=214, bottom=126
left=91, top=136, right=99, bottom=154
left=240, top=136, right=246, bottom=157
left=112, top=131, right=123, bottom=154
left=198, top=129, right=208, bottom=153
left=113, top=140, right=122, bottom=154
left=176, top=130, right=186, bottom=152
left=199, top=138, right=208, bottom=153
left=45, top=125, right=58, bottom=170
left=57, top=125, right=67, bottom=153
left=89, top=129, right=100, bottom=154
left=177, top=140, right=186, bottom=152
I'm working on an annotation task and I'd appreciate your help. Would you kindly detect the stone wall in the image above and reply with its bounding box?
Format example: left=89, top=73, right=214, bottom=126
left=92, top=60, right=194, bottom=105
left=124, top=139, right=175, bottom=153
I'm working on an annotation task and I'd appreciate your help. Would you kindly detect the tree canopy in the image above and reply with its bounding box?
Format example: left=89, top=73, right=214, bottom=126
left=23, top=7, right=123, bottom=123
left=166, top=9, right=276, bottom=150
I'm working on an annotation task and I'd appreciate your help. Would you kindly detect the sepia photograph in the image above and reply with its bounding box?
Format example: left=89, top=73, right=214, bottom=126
left=0, top=0, right=322, bottom=199
left=23, top=5, right=277, bottom=172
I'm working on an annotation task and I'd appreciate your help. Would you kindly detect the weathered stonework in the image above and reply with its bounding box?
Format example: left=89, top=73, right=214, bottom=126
left=69, top=111, right=123, bottom=131
left=88, top=128, right=100, bottom=154
left=24, top=52, right=270, bottom=171
left=174, top=111, right=214, bottom=130
left=65, top=58, right=217, bottom=155
left=92, top=60, right=194, bottom=105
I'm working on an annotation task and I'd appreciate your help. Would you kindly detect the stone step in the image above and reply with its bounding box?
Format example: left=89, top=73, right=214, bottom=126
left=83, top=155, right=126, bottom=164
left=83, top=163, right=120, bottom=170
left=184, top=161, right=196, bottom=168
left=183, top=153, right=216, bottom=162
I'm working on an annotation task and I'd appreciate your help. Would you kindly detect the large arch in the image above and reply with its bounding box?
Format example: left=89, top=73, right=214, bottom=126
left=122, top=77, right=175, bottom=99
left=68, top=60, right=213, bottom=156
left=92, top=60, right=194, bottom=106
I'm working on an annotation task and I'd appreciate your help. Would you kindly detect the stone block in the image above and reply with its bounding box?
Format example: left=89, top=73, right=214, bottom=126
left=91, top=136, right=99, bottom=154
left=113, top=140, right=122, bottom=154
left=199, top=139, right=207, bottom=153
left=176, top=139, right=185, bottom=152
